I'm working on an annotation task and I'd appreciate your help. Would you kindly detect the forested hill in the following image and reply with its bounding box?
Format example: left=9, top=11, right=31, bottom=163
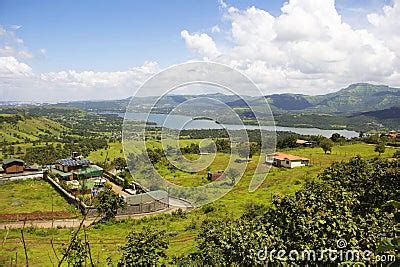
left=265, top=83, right=400, bottom=113
left=0, top=114, right=65, bottom=144
left=48, top=83, right=400, bottom=115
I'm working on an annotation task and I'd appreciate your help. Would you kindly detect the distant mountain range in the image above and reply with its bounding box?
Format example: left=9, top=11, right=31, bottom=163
left=3, top=83, right=396, bottom=131
left=50, top=83, right=400, bottom=115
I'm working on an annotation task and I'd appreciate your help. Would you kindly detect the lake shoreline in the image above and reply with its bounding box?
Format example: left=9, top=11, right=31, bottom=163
left=97, top=112, right=359, bottom=138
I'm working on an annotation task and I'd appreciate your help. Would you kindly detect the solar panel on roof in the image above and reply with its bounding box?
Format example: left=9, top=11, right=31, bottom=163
left=56, top=158, right=91, bottom=166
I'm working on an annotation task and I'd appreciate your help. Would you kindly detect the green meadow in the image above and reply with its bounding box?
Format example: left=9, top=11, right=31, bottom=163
left=0, top=115, right=65, bottom=144
left=0, top=179, right=77, bottom=216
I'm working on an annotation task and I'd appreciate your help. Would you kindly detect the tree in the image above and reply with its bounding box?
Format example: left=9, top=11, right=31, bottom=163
left=181, top=143, right=200, bottom=154
left=61, top=234, right=89, bottom=267
left=330, top=133, right=345, bottom=143
left=320, top=139, right=333, bottom=154
left=237, top=143, right=251, bottom=159
left=112, top=157, right=127, bottom=171
left=215, top=139, right=231, bottom=153
left=393, top=150, right=400, bottom=158
left=226, top=168, right=240, bottom=185
left=119, top=227, right=169, bottom=266
left=375, top=142, right=386, bottom=156
left=94, top=188, right=126, bottom=220
left=277, top=134, right=298, bottom=148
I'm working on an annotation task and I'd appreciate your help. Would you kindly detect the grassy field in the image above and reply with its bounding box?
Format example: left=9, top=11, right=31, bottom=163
left=0, top=143, right=397, bottom=266
left=88, top=142, right=124, bottom=163
left=0, top=179, right=77, bottom=216
left=0, top=115, right=65, bottom=143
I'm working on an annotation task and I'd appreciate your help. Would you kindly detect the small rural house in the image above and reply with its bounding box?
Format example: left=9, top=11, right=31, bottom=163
left=296, top=139, right=315, bottom=147
left=266, top=153, right=310, bottom=168
left=207, top=171, right=224, bottom=181
left=1, top=158, right=25, bottom=174
left=0, top=159, right=42, bottom=179
left=387, top=130, right=398, bottom=139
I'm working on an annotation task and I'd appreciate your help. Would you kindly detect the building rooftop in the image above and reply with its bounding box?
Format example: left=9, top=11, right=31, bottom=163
left=3, top=158, right=24, bottom=165
left=296, top=139, right=314, bottom=144
left=272, top=152, right=309, bottom=161
left=74, top=165, right=103, bottom=175
left=56, top=159, right=91, bottom=167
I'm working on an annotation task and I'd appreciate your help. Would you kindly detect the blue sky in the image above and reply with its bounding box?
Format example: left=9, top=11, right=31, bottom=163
left=0, top=0, right=399, bottom=101
left=0, top=0, right=285, bottom=72
left=0, top=0, right=389, bottom=72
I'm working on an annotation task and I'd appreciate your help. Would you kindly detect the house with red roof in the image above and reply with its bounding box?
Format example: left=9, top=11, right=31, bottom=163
left=266, top=152, right=310, bottom=168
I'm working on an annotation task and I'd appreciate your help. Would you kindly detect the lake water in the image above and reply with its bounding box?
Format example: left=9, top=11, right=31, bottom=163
left=114, top=112, right=359, bottom=138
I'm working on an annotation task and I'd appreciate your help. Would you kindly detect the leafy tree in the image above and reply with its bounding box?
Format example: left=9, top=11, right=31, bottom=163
left=277, top=135, right=298, bottom=148
left=215, top=139, right=231, bottom=153
left=176, top=218, right=267, bottom=266
left=330, top=133, right=345, bottom=143
left=237, top=142, right=250, bottom=159
left=61, top=234, right=89, bottom=267
left=119, top=227, right=169, bottom=266
left=225, top=168, right=240, bottom=185
left=112, top=157, right=127, bottom=171
left=146, top=148, right=163, bottom=164
left=94, top=188, right=126, bottom=220
left=320, top=139, right=333, bottom=154
left=181, top=143, right=200, bottom=154
left=393, top=150, right=400, bottom=158
left=249, top=142, right=260, bottom=156
left=375, top=142, right=386, bottom=156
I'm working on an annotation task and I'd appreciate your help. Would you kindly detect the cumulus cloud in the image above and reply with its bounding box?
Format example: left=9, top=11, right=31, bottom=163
left=40, top=62, right=158, bottom=89
left=0, top=56, right=32, bottom=77
left=0, top=25, right=33, bottom=59
left=181, top=0, right=400, bottom=94
left=211, top=25, right=220, bottom=33
left=181, top=30, right=220, bottom=59
left=0, top=60, right=159, bottom=102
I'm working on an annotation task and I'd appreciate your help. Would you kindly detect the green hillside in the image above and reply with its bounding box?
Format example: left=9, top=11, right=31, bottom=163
left=0, top=114, right=65, bottom=144
left=52, top=83, right=400, bottom=115
left=309, top=83, right=400, bottom=113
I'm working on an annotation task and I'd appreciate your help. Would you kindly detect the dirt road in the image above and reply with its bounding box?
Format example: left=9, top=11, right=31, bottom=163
left=0, top=197, right=193, bottom=229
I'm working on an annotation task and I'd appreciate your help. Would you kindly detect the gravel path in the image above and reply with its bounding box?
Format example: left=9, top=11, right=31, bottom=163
left=0, top=197, right=193, bottom=229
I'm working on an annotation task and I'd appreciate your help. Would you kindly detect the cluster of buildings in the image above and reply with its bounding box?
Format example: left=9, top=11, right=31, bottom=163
left=52, top=152, right=103, bottom=181
left=47, top=153, right=169, bottom=213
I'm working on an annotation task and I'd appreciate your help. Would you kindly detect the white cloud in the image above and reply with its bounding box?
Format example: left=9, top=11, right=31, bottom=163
left=367, top=0, right=400, bottom=55
left=40, top=61, right=158, bottom=89
left=181, top=0, right=400, bottom=94
left=211, top=25, right=220, bottom=33
left=181, top=30, right=220, bottom=59
left=0, top=56, right=32, bottom=77
left=0, top=61, right=159, bottom=102
left=0, top=25, right=33, bottom=59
